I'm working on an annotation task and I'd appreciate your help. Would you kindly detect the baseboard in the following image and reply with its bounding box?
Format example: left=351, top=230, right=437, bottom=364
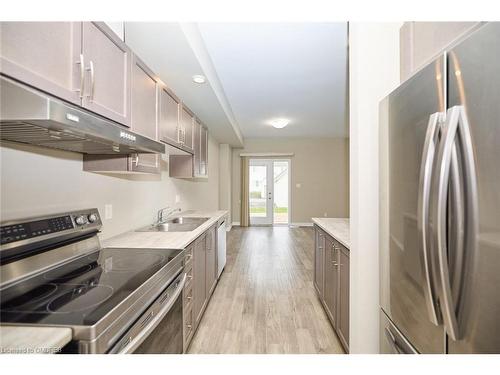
left=232, top=222, right=240, bottom=227
left=289, top=222, right=313, bottom=227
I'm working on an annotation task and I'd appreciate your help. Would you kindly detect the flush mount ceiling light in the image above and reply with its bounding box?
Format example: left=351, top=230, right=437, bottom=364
left=269, top=118, right=290, bottom=129
left=192, top=75, right=206, bottom=84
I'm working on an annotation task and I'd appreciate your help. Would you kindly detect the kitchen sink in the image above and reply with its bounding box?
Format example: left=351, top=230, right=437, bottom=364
left=136, top=217, right=209, bottom=232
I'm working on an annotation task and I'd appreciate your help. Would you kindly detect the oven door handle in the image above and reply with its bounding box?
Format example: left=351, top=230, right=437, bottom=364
left=117, top=272, right=187, bottom=354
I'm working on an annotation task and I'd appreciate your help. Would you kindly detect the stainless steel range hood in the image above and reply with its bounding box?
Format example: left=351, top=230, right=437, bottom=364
left=0, top=76, right=165, bottom=155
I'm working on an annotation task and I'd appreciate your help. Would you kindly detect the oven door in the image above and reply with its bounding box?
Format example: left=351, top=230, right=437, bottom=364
left=110, top=271, right=186, bottom=354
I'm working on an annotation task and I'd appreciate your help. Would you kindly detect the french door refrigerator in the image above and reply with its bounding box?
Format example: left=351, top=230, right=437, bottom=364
left=379, top=22, right=500, bottom=354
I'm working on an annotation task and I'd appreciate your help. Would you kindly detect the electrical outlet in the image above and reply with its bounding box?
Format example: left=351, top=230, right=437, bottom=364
left=105, top=204, right=113, bottom=220
left=324, top=212, right=328, bottom=217
left=175, top=195, right=181, bottom=204
left=296, top=183, right=302, bottom=188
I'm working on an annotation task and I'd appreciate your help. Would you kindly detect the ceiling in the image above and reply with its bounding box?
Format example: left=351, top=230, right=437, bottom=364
left=197, top=23, right=349, bottom=138
left=124, top=22, right=348, bottom=146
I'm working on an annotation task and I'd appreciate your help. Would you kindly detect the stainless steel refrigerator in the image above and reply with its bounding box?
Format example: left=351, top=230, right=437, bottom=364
left=379, top=22, right=500, bottom=354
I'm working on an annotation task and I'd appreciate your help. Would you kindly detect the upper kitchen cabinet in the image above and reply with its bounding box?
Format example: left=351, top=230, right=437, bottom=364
left=199, top=125, right=208, bottom=177
left=81, top=22, right=131, bottom=126
left=159, top=85, right=181, bottom=146
left=0, top=22, right=131, bottom=127
left=83, top=54, right=160, bottom=174
left=179, top=105, right=194, bottom=153
left=0, top=22, right=82, bottom=105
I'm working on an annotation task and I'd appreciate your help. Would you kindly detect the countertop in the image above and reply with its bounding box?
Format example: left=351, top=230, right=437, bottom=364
left=103, top=210, right=228, bottom=250
left=311, top=218, right=350, bottom=249
left=0, top=326, right=72, bottom=354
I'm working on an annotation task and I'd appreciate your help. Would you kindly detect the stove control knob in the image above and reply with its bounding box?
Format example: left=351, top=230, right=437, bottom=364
left=88, top=214, right=98, bottom=223
left=75, top=215, right=87, bottom=225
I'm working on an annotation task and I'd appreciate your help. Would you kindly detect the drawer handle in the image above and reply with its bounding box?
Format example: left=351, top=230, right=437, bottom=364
left=186, top=324, right=192, bottom=330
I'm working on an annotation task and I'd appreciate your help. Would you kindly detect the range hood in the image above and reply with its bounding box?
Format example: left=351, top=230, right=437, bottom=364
left=0, top=76, right=165, bottom=155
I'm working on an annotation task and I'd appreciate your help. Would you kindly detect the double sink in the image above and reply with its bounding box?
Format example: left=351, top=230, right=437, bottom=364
left=136, top=216, right=210, bottom=233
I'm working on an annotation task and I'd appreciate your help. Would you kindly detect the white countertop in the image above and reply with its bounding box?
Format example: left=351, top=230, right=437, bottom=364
left=103, top=210, right=228, bottom=250
left=311, top=218, right=350, bottom=249
left=0, top=326, right=72, bottom=354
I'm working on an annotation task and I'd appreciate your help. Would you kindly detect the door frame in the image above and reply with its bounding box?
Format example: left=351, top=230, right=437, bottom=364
left=249, top=158, right=291, bottom=226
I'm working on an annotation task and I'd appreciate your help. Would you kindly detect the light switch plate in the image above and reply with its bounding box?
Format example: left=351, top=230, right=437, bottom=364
left=104, top=204, right=113, bottom=220
left=296, top=183, right=302, bottom=188
left=175, top=195, right=181, bottom=204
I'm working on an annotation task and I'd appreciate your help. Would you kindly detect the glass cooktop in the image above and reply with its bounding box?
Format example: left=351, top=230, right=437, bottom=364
left=0, top=247, right=182, bottom=326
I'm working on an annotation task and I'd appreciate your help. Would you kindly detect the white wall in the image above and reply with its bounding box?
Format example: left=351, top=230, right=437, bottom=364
left=0, top=136, right=220, bottom=240
left=349, top=22, right=401, bottom=353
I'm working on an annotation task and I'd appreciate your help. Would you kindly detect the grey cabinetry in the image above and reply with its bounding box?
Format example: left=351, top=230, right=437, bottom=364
left=0, top=22, right=82, bottom=105
left=83, top=54, right=160, bottom=173
left=323, top=236, right=338, bottom=327
left=193, top=233, right=207, bottom=325
left=314, top=228, right=325, bottom=298
left=81, top=22, right=131, bottom=126
left=193, top=120, right=202, bottom=176
left=199, top=126, right=208, bottom=177
left=0, top=22, right=131, bottom=126
left=128, top=55, right=160, bottom=173
left=313, top=224, right=350, bottom=352
left=159, top=86, right=181, bottom=145
left=180, top=106, right=194, bottom=153
left=337, top=246, right=350, bottom=350
left=205, top=225, right=217, bottom=297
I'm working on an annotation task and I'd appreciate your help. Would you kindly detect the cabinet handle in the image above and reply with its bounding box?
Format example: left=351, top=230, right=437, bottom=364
left=332, top=262, right=339, bottom=267
left=131, top=154, right=139, bottom=167
left=77, top=54, right=85, bottom=98
left=186, top=324, right=192, bottom=330
left=86, top=60, right=95, bottom=101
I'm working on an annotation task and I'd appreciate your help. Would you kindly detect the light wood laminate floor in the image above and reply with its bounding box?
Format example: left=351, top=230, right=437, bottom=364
left=188, top=226, right=345, bottom=354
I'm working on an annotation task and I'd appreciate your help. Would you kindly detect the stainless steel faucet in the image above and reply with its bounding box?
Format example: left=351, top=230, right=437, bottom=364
left=156, top=207, right=181, bottom=224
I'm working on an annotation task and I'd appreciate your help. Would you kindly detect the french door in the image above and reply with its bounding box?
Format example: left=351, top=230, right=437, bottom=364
left=249, top=159, right=290, bottom=225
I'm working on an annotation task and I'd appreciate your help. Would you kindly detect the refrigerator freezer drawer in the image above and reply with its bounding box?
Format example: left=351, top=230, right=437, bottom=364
left=380, top=309, right=418, bottom=354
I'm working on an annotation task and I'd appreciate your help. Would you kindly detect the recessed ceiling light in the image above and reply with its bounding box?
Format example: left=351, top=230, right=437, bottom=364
left=192, top=75, right=206, bottom=84
left=270, top=118, right=290, bottom=129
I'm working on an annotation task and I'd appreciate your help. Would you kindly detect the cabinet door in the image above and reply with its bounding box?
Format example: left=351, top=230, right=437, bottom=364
left=313, top=227, right=325, bottom=298
left=180, top=106, right=194, bottom=152
left=199, top=126, right=208, bottom=176
left=159, top=85, right=180, bottom=145
left=193, top=234, right=207, bottom=325
left=81, top=22, right=131, bottom=126
left=0, top=22, right=82, bottom=105
left=205, top=225, right=217, bottom=297
left=193, top=120, right=201, bottom=176
left=324, top=236, right=338, bottom=327
left=338, top=246, right=350, bottom=350
left=129, top=54, right=159, bottom=173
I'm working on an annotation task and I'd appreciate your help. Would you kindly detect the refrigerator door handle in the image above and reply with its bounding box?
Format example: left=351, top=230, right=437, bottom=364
left=417, top=111, right=443, bottom=325
left=434, top=105, right=478, bottom=341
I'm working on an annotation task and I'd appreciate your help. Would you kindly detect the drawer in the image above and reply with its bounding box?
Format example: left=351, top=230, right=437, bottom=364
left=185, top=265, right=193, bottom=288
left=184, top=246, right=193, bottom=268
left=183, top=281, right=193, bottom=309
left=183, top=305, right=194, bottom=349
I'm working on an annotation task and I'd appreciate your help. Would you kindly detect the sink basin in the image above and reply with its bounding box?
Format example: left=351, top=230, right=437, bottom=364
left=136, top=217, right=209, bottom=232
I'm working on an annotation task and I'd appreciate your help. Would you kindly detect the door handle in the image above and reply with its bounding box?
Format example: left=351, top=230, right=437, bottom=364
left=417, top=111, right=443, bottom=326
left=433, top=105, right=478, bottom=341
left=86, top=60, right=95, bottom=102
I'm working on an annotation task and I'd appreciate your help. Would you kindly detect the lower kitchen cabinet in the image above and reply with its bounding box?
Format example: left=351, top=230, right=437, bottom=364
left=183, top=223, right=219, bottom=351
left=313, top=224, right=350, bottom=352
